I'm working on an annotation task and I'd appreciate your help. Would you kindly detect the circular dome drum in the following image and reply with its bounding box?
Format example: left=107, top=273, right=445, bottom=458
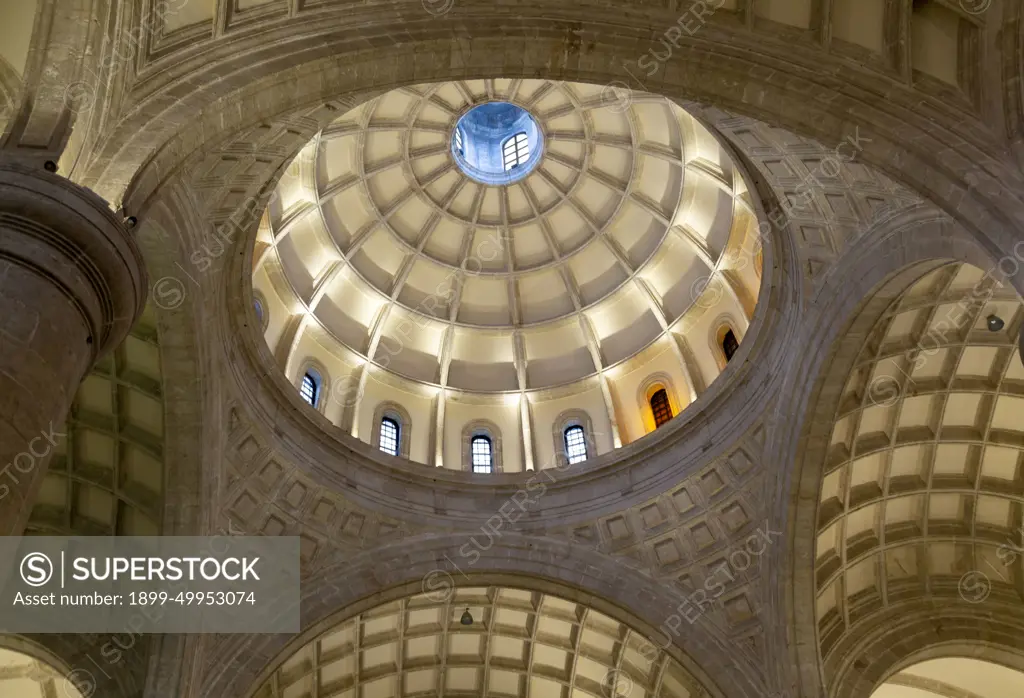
left=252, top=79, right=765, bottom=473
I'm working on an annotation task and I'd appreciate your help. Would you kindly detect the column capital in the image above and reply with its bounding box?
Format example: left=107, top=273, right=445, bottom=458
left=0, top=157, right=147, bottom=358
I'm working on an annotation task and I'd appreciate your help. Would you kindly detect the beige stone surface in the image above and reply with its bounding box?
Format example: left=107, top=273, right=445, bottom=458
left=0, top=2, right=1023, bottom=698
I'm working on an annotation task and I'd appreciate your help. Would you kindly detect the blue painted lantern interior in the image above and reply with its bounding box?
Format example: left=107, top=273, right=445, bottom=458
left=451, top=102, right=543, bottom=185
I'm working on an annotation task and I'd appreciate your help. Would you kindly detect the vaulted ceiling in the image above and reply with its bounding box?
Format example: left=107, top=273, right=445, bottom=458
left=0, top=646, right=83, bottom=698
left=2, top=2, right=1024, bottom=698
left=871, top=658, right=1024, bottom=698
left=253, top=586, right=708, bottom=698
left=814, top=262, right=1024, bottom=665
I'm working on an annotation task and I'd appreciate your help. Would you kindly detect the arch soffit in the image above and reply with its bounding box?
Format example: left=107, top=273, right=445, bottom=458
left=370, top=400, right=413, bottom=459
left=462, top=419, right=503, bottom=472
left=825, top=603, right=1024, bottom=698
left=197, top=533, right=768, bottom=698
left=551, top=407, right=597, bottom=467
left=119, top=180, right=220, bottom=698
left=768, top=211, right=1019, bottom=698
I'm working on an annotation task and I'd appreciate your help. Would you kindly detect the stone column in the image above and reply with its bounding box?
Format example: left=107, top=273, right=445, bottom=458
left=0, top=158, right=146, bottom=535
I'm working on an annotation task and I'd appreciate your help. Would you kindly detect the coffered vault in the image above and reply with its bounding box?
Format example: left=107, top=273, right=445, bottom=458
left=253, top=586, right=709, bottom=698
left=1, top=2, right=1024, bottom=698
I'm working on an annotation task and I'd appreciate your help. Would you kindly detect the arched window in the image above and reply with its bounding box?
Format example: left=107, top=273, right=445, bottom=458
left=563, top=425, right=588, bottom=465
left=650, top=388, right=672, bottom=428
left=502, top=132, right=529, bottom=171
left=300, top=370, right=321, bottom=407
left=471, top=436, right=493, bottom=473
left=254, top=298, right=264, bottom=324
left=372, top=402, right=412, bottom=458
left=722, top=329, right=739, bottom=362
left=454, top=127, right=463, bottom=155
left=379, top=417, right=400, bottom=456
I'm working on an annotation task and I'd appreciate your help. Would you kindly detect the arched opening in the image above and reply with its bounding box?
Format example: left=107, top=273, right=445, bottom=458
left=378, top=417, right=400, bottom=456
left=649, top=388, right=672, bottom=429
left=787, top=259, right=1024, bottom=698
left=471, top=435, right=493, bottom=473
left=250, top=584, right=712, bottom=698
left=300, top=369, right=321, bottom=407
left=502, top=131, right=529, bottom=170
left=870, top=657, right=1024, bottom=698
left=722, top=328, right=738, bottom=362
left=563, top=425, right=588, bottom=464
left=0, top=644, right=85, bottom=698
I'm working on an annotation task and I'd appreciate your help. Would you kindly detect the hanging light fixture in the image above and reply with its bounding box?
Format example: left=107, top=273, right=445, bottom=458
left=460, top=607, right=474, bottom=626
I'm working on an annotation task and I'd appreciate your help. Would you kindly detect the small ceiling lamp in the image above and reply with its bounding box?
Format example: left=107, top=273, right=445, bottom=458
left=986, top=314, right=1005, bottom=332
left=460, top=608, right=474, bottom=626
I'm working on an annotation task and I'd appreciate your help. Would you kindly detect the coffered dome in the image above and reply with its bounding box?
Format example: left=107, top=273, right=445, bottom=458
left=253, top=79, right=763, bottom=472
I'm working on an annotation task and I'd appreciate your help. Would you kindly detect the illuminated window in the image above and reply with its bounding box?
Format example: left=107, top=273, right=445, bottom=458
left=723, top=329, right=739, bottom=362
left=502, top=132, right=529, bottom=171
left=254, top=298, right=264, bottom=324
left=300, top=371, right=320, bottom=407
left=564, top=425, right=588, bottom=464
left=454, top=127, right=463, bottom=155
left=471, top=436, right=493, bottom=473
left=650, top=388, right=672, bottom=428
left=378, top=417, right=399, bottom=456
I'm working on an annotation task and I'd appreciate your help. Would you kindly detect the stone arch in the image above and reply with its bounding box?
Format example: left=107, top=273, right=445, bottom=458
left=775, top=209, right=1023, bottom=698
left=111, top=176, right=213, bottom=698
left=708, top=312, right=744, bottom=372
left=194, top=533, right=769, bottom=698
left=294, top=357, right=330, bottom=414
left=551, top=408, right=597, bottom=468
left=0, top=634, right=89, bottom=697
left=462, top=419, right=503, bottom=473
left=63, top=14, right=1020, bottom=292
left=370, top=400, right=412, bottom=459
left=637, top=372, right=684, bottom=433
left=827, top=603, right=1024, bottom=698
